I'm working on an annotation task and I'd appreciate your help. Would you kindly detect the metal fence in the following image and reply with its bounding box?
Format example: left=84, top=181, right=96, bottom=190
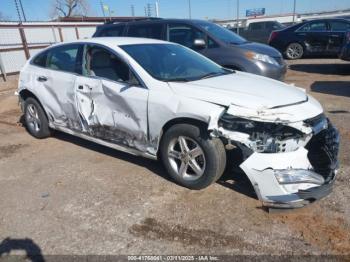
left=0, top=22, right=100, bottom=81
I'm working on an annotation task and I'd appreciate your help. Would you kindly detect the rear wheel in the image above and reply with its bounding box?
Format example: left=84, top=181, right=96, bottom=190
left=24, top=97, right=51, bottom=138
left=160, top=124, right=226, bottom=190
left=285, top=42, right=304, bottom=60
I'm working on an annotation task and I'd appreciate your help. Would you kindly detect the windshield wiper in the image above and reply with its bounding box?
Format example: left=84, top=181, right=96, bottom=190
left=167, top=78, right=192, bottom=82
left=199, top=71, right=232, bottom=80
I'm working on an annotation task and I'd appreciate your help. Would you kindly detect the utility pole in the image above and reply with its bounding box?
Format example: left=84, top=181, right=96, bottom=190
left=18, top=0, right=26, bottom=21
left=100, top=0, right=105, bottom=17
left=155, top=0, right=160, bottom=17
left=292, top=0, right=297, bottom=24
left=131, top=5, right=135, bottom=17
left=236, top=0, right=240, bottom=35
left=147, top=3, right=152, bottom=17
left=188, top=0, right=192, bottom=19
left=14, top=0, right=22, bottom=22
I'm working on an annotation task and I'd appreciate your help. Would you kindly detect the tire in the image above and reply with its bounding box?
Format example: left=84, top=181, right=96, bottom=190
left=24, top=97, right=51, bottom=139
left=160, top=124, right=226, bottom=190
left=285, top=42, right=304, bottom=60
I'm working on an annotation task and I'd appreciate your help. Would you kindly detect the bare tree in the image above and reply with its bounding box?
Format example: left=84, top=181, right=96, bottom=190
left=51, top=0, right=89, bottom=18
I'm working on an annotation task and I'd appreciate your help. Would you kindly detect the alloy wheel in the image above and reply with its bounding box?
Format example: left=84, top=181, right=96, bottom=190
left=286, top=43, right=303, bottom=59
left=167, top=136, right=206, bottom=181
left=26, top=104, right=41, bottom=133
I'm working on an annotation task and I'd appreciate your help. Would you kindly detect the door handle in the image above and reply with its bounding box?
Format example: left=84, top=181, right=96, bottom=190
left=78, top=85, right=92, bottom=90
left=37, top=76, right=47, bottom=82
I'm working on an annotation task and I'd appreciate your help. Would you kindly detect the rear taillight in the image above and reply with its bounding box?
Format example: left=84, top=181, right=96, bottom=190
left=268, top=31, right=279, bottom=44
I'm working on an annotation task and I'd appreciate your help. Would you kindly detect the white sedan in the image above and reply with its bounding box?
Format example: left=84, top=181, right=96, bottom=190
left=18, top=37, right=339, bottom=209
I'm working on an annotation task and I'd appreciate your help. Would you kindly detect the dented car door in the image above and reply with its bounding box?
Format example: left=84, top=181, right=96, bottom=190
left=74, top=44, right=149, bottom=151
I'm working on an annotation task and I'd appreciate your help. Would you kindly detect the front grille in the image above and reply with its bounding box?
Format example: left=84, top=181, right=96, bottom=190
left=306, top=120, right=340, bottom=182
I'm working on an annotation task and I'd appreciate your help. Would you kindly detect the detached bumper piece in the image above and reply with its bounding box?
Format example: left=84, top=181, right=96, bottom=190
left=306, top=120, right=340, bottom=182
left=297, top=177, right=334, bottom=201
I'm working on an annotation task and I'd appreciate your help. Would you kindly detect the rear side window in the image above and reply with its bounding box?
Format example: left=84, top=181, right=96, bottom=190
left=127, top=23, right=164, bottom=39
left=298, top=22, right=328, bottom=32
left=46, top=44, right=81, bottom=73
left=330, top=21, right=350, bottom=31
left=100, top=25, right=126, bottom=36
left=32, top=51, right=48, bottom=67
left=250, top=23, right=263, bottom=30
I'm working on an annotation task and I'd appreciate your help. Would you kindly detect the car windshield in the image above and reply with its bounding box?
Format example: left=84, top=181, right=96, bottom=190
left=194, top=21, right=247, bottom=45
left=120, top=44, right=232, bottom=82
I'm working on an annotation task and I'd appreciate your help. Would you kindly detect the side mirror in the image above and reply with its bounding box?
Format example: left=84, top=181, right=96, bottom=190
left=193, top=39, right=206, bottom=48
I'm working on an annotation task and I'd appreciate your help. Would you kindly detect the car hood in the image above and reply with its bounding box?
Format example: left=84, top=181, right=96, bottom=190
left=236, top=41, right=282, bottom=57
left=168, top=72, right=308, bottom=111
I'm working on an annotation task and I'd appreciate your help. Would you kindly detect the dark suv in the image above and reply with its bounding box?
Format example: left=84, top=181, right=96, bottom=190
left=93, top=19, right=287, bottom=81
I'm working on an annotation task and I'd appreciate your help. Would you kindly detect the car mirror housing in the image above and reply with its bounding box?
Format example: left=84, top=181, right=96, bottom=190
left=193, top=39, right=206, bottom=48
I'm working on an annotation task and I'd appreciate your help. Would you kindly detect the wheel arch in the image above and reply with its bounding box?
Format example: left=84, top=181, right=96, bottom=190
left=156, top=117, right=209, bottom=158
left=19, top=89, right=49, bottom=120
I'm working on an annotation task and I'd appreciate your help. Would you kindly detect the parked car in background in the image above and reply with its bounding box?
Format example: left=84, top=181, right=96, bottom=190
left=269, top=18, right=350, bottom=59
left=237, top=21, right=285, bottom=44
left=93, top=19, right=287, bottom=81
left=18, top=37, right=339, bottom=209
left=339, top=30, right=350, bottom=61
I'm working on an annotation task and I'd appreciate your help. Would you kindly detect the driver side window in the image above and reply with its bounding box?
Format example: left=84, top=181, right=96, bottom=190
left=83, top=45, right=140, bottom=85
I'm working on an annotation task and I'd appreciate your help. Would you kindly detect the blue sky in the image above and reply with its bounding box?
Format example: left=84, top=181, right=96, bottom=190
left=1, top=0, right=350, bottom=21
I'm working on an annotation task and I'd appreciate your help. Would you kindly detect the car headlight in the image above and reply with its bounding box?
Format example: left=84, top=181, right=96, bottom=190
left=274, top=169, right=325, bottom=185
left=218, top=114, right=256, bottom=132
left=245, top=51, right=280, bottom=66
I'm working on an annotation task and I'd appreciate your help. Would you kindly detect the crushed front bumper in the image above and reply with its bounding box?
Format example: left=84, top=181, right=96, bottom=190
left=239, top=124, right=339, bottom=209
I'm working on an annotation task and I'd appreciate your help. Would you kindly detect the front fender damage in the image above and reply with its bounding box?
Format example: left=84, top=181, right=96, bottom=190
left=209, top=103, right=338, bottom=209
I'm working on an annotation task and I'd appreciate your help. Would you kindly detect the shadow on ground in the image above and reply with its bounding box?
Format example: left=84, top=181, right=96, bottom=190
left=289, top=63, right=350, bottom=75
left=0, top=237, right=44, bottom=262
left=53, top=131, right=257, bottom=200
left=311, top=81, right=350, bottom=97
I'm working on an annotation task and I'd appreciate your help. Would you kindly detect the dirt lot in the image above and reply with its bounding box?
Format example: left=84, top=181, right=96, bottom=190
left=0, top=59, right=349, bottom=258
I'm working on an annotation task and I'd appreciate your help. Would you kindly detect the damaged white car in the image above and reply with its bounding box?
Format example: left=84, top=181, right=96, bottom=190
left=18, top=37, right=339, bottom=209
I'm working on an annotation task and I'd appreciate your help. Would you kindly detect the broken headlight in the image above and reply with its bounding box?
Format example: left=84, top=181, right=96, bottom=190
left=274, top=169, right=325, bottom=185
left=218, top=113, right=304, bottom=153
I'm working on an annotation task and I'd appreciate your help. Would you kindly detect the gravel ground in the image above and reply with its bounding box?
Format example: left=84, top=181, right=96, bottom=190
left=0, top=59, right=349, bottom=258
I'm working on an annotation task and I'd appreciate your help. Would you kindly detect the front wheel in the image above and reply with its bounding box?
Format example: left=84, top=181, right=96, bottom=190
left=160, top=124, right=226, bottom=190
left=24, top=97, right=51, bottom=139
left=285, top=42, right=304, bottom=60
